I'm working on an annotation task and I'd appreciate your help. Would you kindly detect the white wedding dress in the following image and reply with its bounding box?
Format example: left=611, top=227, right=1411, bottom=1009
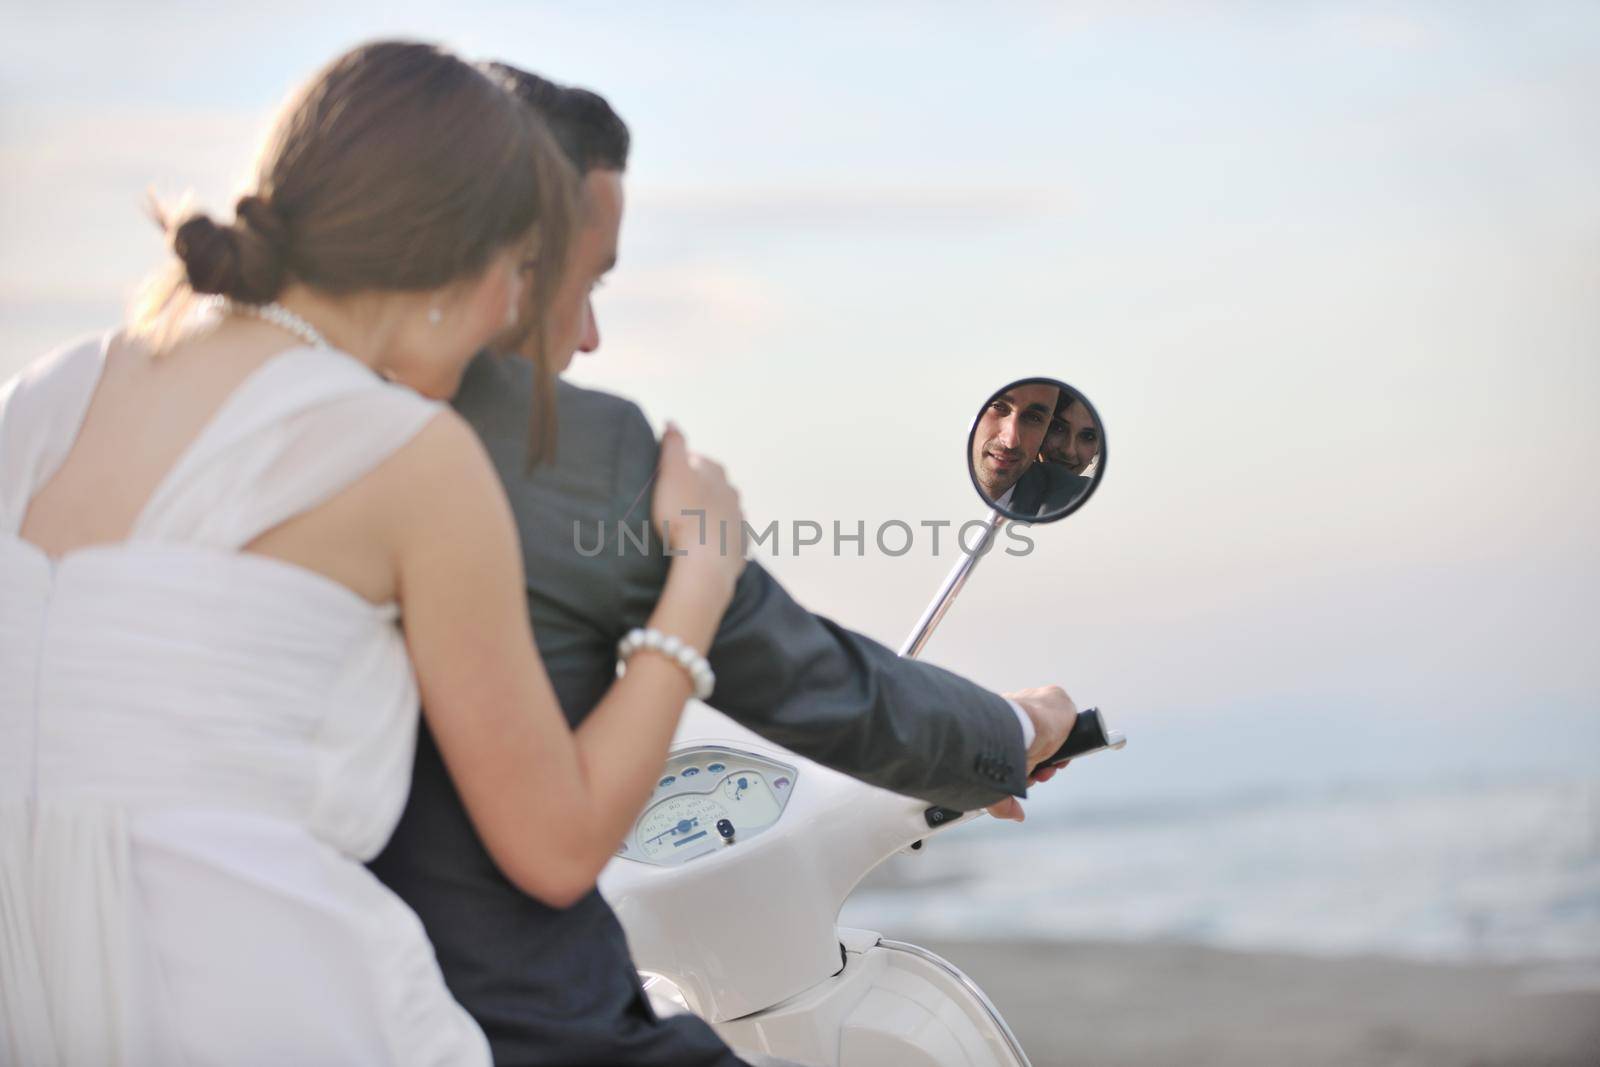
left=0, top=335, right=491, bottom=1065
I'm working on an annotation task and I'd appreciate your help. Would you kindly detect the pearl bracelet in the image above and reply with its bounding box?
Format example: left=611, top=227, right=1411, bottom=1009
left=616, top=628, right=715, bottom=701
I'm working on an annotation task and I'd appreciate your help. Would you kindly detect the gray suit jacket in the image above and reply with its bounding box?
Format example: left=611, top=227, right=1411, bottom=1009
left=370, top=353, right=1027, bottom=1066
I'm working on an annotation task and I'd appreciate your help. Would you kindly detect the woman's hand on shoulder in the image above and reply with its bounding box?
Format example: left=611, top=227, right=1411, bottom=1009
left=652, top=422, right=745, bottom=600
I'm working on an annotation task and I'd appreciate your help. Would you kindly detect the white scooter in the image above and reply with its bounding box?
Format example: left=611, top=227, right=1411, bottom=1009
left=599, top=377, right=1124, bottom=1067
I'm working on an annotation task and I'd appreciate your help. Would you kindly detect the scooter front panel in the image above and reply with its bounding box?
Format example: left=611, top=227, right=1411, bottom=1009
left=600, top=708, right=943, bottom=1021
left=617, top=745, right=799, bottom=867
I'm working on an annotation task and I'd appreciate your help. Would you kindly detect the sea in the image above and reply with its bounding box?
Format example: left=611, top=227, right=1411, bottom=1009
left=839, top=706, right=1600, bottom=970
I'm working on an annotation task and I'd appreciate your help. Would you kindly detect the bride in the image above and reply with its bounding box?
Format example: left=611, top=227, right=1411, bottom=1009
left=0, top=41, right=744, bottom=1065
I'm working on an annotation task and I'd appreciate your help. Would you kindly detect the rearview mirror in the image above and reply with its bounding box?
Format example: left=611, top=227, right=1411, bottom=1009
left=967, top=376, right=1105, bottom=523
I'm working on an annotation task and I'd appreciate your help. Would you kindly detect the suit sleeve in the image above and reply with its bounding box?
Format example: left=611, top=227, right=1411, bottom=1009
left=610, top=404, right=1027, bottom=811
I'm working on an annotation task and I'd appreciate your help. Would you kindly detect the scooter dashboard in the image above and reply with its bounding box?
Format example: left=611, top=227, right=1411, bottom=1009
left=615, top=746, right=798, bottom=868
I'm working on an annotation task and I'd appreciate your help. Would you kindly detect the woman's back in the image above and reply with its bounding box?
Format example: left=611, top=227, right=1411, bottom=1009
left=17, top=322, right=413, bottom=601
left=0, top=36, right=754, bottom=1066
left=0, top=330, right=491, bottom=1065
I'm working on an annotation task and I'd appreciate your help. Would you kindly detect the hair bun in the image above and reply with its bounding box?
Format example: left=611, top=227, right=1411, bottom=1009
left=235, top=194, right=288, bottom=251
left=168, top=198, right=288, bottom=303
left=230, top=194, right=290, bottom=303
left=171, top=213, right=242, bottom=296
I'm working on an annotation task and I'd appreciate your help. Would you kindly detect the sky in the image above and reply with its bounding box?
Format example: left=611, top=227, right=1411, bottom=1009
left=2, top=2, right=1597, bottom=806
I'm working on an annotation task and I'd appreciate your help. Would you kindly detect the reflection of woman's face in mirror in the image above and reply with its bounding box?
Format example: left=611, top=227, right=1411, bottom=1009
left=971, top=383, right=1060, bottom=499
left=1042, top=397, right=1101, bottom=475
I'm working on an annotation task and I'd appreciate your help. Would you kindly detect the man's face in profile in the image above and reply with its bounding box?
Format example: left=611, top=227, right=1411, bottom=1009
left=971, top=383, right=1059, bottom=499
left=504, top=167, right=624, bottom=372
left=1041, top=397, right=1101, bottom=475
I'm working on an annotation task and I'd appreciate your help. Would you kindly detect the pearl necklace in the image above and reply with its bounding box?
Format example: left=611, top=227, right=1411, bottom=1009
left=212, top=297, right=331, bottom=351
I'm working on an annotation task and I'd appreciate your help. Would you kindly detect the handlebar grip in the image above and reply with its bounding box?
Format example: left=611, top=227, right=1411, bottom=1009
left=922, top=708, right=1127, bottom=830
left=1032, top=706, right=1125, bottom=775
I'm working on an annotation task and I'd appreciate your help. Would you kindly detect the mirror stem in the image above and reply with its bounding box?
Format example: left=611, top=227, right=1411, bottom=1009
left=898, top=509, right=1006, bottom=660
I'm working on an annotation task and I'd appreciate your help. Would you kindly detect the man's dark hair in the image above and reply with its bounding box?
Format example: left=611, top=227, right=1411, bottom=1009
left=485, top=62, right=630, bottom=174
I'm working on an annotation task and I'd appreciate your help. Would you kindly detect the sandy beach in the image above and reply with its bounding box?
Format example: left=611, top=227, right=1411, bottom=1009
left=917, top=938, right=1600, bottom=1067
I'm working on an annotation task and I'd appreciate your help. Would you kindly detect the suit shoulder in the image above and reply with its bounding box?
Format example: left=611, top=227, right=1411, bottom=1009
left=452, top=351, right=533, bottom=442
left=554, top=380, right=657, bottom=467
left=554, top=379, right=649, bottom=428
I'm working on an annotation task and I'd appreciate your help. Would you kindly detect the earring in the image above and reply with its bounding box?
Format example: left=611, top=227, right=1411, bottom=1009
left=427, top=307, right=442, bottom=325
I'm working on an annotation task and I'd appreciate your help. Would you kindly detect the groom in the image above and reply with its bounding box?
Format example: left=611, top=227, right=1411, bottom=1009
left=369, top=65, right=1078, bottom=1066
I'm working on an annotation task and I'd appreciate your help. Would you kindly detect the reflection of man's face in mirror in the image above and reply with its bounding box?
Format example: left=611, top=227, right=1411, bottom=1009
left=1042, top=397, right=1101, bottom=476
left=971, top=383, right=1060, bottom=500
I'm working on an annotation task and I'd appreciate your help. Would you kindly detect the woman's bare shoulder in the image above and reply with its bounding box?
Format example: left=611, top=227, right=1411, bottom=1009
left=390, top=405, right=494, bottom=483
left=373, top=404, right=513, bottom=536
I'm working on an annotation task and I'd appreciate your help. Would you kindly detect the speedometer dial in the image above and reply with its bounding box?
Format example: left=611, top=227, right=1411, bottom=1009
left=636, top=795, right=729, bottom=862
left=617, top=745, right=799, bottom=867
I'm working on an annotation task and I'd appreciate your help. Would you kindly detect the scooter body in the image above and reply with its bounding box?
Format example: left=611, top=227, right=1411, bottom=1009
left=598, top=704, right=1030, bottom=1067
